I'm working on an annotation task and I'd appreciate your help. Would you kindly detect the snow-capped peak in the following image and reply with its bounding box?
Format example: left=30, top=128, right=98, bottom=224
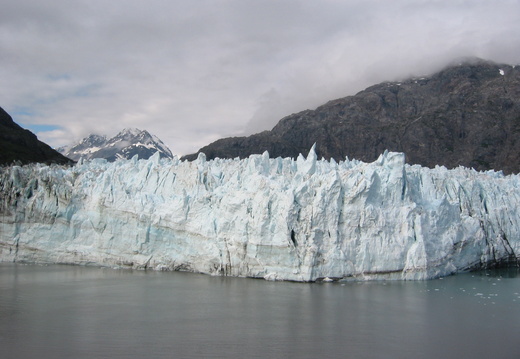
left=116, top=128, right=145, bottom=139
left=58, top=128, right=173, bottom=162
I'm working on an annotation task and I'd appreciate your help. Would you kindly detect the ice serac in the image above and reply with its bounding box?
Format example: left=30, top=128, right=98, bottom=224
left=1, top=149, right=519, bottom=281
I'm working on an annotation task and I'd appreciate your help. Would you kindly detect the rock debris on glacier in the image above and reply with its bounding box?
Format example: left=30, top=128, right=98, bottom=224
left=1, top=148, right=519, bottom=281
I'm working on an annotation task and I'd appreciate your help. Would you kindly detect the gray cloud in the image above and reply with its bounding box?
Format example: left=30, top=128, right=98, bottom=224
left=1, top=0, right=520, bottom=155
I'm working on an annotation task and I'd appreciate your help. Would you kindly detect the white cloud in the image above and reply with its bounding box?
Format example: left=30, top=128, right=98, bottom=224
left=2, top=0, right=520, bottom=155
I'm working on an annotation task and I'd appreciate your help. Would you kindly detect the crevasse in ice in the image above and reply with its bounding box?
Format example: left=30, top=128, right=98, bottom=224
left=1, top=147, right=519, bottom=281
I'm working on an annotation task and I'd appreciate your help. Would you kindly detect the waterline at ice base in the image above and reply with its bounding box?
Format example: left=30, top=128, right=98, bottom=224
left=1, top=147, right=519, bottom=281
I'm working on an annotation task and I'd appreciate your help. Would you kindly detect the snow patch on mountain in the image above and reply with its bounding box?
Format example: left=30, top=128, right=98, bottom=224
left=1, top=148, right=519, bottom=281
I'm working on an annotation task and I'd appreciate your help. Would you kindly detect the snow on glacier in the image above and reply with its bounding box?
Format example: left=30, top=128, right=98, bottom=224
left=1, top=147, right=519, bottom=281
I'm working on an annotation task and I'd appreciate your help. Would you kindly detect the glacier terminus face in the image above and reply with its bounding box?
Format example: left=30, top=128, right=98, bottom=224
left=1, top=147, right=519, bottom=281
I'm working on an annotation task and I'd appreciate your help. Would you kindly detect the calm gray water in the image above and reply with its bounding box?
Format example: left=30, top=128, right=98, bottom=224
left=1, top=263, right=519, bottom=359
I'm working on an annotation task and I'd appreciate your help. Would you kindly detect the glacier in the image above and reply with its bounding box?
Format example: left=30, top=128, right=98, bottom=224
left=1, top=148, right=519, bottom=281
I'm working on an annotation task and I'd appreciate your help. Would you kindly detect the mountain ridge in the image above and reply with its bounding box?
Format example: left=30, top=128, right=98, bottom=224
left=0, top=107, right=72, bottom=166
left=182, top=59, right=520, bottom=174
left=59, top=128, right=173, bottom=162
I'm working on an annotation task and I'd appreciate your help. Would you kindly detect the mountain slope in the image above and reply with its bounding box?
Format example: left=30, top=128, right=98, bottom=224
left=59, top=128, right=173, bottom=162
left=0, top=107, right=72, bottom=166
left=182, top=59, right=520, bottom=174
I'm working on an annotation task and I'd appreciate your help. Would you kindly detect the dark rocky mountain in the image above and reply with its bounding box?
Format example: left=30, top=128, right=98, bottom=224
left=0, top=107, right=72, bottom=166
left=59, top=128, right=173, bottom=162
left=182, top=59, right=520, bottom=174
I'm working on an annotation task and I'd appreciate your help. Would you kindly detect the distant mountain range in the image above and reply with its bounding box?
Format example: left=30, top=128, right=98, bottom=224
left=58, top=128, right=173, bottom=162
left=0, top=107, right=71, bottom=166
left=182, top=59, right=520, bottom=174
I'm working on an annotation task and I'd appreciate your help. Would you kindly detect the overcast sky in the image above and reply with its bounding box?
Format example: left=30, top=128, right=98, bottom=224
left=2, top=0, right=520, bottom=156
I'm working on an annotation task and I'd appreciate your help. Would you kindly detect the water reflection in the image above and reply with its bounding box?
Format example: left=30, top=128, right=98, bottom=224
left=1, top=264, right=519, bottom=358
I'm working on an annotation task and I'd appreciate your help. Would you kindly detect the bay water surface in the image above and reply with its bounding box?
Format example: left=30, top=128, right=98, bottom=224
left=1, top=263, right=519, bottom=358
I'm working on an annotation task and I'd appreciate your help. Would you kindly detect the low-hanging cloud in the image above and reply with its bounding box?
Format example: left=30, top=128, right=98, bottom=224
left=2, top=0, right=520, bottom=156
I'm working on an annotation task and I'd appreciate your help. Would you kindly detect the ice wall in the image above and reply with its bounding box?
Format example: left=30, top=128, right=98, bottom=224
left=1, top=148, right=519, bottom=281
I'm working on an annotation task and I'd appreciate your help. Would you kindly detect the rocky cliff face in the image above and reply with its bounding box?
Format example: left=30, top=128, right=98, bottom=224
left=183, top=60, right=520, bottom=174
left=0, top=107, right=72, bottom=166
